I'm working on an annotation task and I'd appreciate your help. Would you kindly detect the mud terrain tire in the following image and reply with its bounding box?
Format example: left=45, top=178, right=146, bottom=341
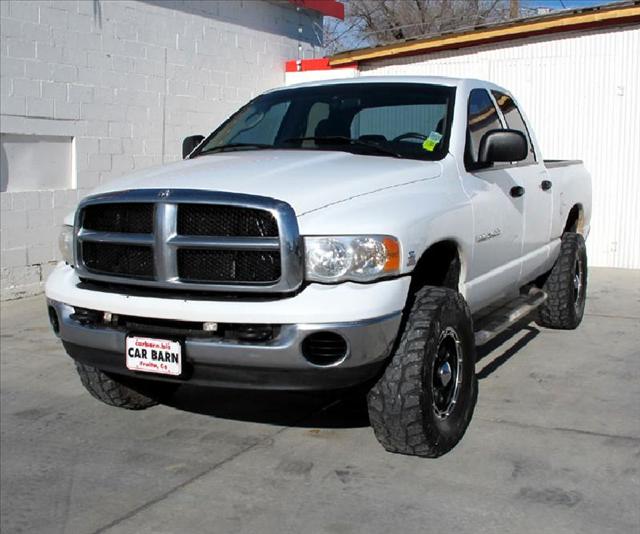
left=75, top=362, right=174, bottom=410
left=367, top=286, right=477, bottom=457
left=537, top=232, right=587, bottom=329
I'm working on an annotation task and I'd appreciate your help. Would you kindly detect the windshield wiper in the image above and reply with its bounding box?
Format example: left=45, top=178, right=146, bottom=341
left=283, top=136, right=403, bottom=159
left=199, top=143, right=274, bottom=155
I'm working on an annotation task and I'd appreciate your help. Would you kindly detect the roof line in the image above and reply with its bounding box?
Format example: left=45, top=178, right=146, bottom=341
left=329, top=3, right=640, bottom=66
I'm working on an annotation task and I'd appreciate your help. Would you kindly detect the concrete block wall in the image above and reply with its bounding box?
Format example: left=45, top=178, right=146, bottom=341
left=1, top=188, right=79, bottom=298
left=1, top=0, right=322, bottom=300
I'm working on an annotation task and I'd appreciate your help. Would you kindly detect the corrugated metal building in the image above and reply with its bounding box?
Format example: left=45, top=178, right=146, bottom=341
left=288, top=2, right=640, bottom=269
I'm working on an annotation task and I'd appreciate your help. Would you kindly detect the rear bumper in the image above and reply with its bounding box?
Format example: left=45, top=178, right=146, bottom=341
left=49, top=299, right=401, bottom=391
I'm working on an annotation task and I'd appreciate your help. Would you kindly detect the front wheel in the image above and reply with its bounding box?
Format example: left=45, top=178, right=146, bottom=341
left=367, top=286, right=477, bottom=457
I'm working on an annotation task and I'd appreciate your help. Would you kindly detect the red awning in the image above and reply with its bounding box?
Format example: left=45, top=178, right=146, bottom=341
left=288, top=0, right=344, bottom=20
left=285, top=57, right=356, bottom=72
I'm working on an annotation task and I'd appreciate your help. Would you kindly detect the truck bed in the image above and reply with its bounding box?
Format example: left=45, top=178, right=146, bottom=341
left=544, top=159, right=583, bottom=168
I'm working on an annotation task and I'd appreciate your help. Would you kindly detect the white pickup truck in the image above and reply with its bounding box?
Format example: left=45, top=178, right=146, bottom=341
left=46, top=76, right=591, bottom=457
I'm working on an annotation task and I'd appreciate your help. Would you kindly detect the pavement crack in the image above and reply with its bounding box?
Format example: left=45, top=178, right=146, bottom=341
left=478, top=417, right=640, bottom=442
left=90, top=435, right=273, bottom=534
left=91, top=398, right=343, bottom=534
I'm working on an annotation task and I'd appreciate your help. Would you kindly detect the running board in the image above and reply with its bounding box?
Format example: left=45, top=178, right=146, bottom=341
left=474, top=289, right=547, bottom=346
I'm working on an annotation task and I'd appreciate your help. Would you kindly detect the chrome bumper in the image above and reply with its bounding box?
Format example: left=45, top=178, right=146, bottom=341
left=48, top=299, right=401, bottom=390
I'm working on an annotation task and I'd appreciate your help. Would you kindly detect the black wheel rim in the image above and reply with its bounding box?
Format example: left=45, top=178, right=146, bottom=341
left=432, top=327, right=463, bottom=420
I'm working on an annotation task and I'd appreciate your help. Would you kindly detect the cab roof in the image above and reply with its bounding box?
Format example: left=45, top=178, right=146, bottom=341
left=267, top=75, right=508, bottom=95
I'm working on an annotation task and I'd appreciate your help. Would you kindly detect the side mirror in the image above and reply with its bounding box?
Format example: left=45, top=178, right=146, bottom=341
left=478, top=129, right=527, bottom=163
left=182, top=135, right=204, bottom=159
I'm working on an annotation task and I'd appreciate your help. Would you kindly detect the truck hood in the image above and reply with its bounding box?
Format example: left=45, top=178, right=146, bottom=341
left=88, top=150, right=442, bottom=216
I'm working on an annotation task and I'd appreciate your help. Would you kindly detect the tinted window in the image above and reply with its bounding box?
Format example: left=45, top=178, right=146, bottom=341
left=304, top=102, right=330, bottom=137
left=196, top=83, right=456, bottom=161
left=219, top=101, right=290, bottom=145
left=492, top=91, right=536, bottom=162
left=351, top=103, right=447, bottom=142
left=466, top=89, right=503, bottom=165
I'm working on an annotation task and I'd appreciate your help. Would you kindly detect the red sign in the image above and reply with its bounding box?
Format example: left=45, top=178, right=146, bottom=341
left=288, top=0, right=344, bottom=20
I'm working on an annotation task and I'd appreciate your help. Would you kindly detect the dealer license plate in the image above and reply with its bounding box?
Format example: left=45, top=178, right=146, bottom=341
left=125, top=336, right=182, bottom=376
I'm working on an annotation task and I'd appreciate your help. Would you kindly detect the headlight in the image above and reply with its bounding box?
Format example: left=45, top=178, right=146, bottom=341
left=304, top=235, right=400, bottom=283
left=58, top=225, right=74, bottom=265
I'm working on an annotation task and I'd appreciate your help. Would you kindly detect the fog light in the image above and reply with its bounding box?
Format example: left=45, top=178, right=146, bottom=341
left=301, top=332, right=348, bottom=366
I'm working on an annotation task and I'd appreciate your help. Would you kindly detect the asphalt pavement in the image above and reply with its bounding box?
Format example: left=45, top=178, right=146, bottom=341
left=1, top=267, right=638, bottom=534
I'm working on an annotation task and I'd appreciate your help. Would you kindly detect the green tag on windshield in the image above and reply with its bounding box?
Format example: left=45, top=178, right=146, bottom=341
left=422, top=131, right=443, bottom=152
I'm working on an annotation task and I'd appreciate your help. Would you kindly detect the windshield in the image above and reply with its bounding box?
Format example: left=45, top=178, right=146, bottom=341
left=193, top=83, right=456, bottom=161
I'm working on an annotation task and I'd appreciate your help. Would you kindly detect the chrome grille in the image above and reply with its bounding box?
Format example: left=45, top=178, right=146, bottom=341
left=74, top=189, right=303, bottom=293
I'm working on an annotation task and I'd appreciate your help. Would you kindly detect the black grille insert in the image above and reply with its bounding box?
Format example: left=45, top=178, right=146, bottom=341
left=177, top=204, right=278, bottom=237
left=83, top=203, right=154, bottom=234
left=82, top=242, right=154, bottom=279
left=177, top=249, right=281, bottom=283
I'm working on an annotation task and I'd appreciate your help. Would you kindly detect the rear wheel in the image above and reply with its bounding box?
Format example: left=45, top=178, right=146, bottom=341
left=367, top=286, right=477, bottom=457
left=537, top=232, right=587, bottom=329
left=75, top=362, right=176, bottom=410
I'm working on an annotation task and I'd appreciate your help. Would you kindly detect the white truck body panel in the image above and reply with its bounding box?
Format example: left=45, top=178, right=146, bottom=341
left=55, top=76, right=591, bottom=316
left=46, top=75, right=592, bottom=391
left=84, top=150, right=442, bottom=219
left=46, top=264, right=410, bottom=323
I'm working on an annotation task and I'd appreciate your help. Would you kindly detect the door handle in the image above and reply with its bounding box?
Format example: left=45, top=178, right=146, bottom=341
left=541, top=180, right=553, bottom=191
left=510, top=186, right=525, bottom=198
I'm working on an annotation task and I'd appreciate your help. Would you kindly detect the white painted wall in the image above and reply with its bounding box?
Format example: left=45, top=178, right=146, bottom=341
left=0, top=0, right=322, bottom=299
left=359, top=26, right=640, bottom=269
left=285, top=65, right=358, bottom=85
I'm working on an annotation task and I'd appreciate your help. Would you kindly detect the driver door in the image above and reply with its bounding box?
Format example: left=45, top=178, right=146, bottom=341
left=460, top=89, right=525, bottom=311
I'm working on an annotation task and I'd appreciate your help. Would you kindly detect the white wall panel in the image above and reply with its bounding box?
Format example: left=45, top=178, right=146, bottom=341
left=361, top=26, right=640, bottom=268
left=1, top=134, right=75, bottom=192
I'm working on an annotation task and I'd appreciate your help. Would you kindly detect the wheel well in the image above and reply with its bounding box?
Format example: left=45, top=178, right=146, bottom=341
left=564, top=204, right=585, bottom=234
left=410, top=241, right=461, bottom=293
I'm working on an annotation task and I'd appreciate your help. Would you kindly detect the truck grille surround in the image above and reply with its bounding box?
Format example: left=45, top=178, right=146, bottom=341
left=74, top=190, right=303, bottom=293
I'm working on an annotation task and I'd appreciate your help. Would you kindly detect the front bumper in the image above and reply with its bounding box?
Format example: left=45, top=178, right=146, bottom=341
left=49, top=299, right=402, bottom=390
left=45, top=263, right=411, bottom=324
